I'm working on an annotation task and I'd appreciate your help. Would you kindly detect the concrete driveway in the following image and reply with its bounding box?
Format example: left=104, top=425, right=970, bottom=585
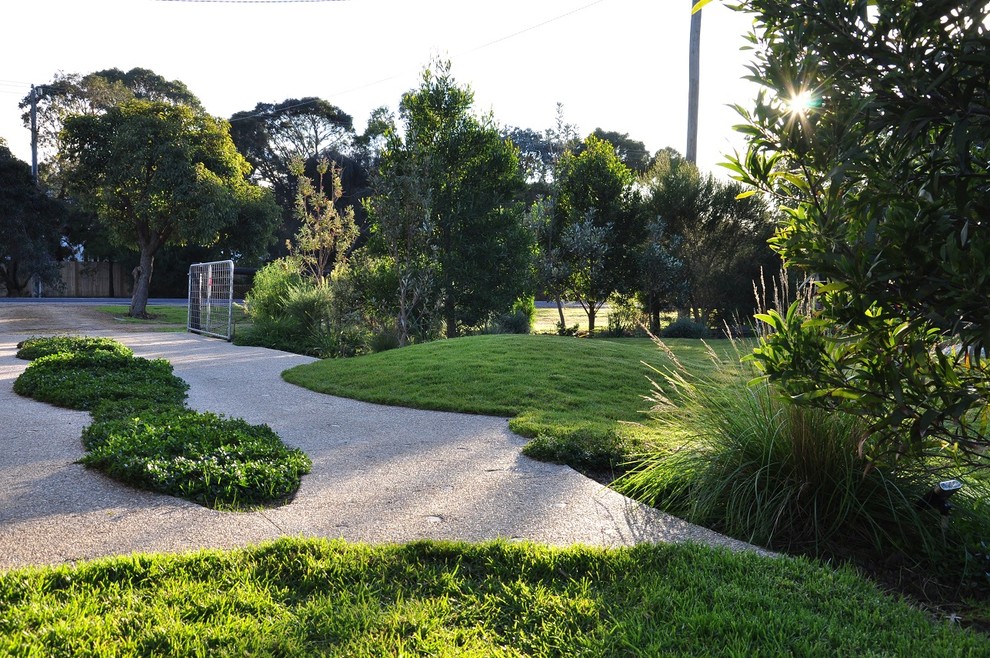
left=0, top=303, right=759, bottom=569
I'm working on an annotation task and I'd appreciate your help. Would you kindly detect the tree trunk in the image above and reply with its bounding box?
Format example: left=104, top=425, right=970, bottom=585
left=588, top=305, right=596, bottom=334
left=444, top=292, right=456, bottom=339
left=556, top=295, right=566, bottom=328
left=129, top=246, right=156, bottom=317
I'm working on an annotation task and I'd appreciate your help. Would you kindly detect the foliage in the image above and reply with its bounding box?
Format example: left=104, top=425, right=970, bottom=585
left=240, top=259, right=370, bottom=358
left=287, top=157, right=359, bottom=285
left=15, top=335, right=133, bottom=361
left=550, top=135, right=641, bottom=332
left=729, top=0, right=990, bottom=468
left=60, top=99, right=279, bottom=317
left=13, top=350, right=188, bottom=412
left=368, top=59, right=533, bottom=340
left=494, top=295, right=537, bottom=334
left=283, top=334, right=739, bottom=476
left=228, top=98, right=367, bottom=259
left=660, top=318, right=713, bottom=339
left=604, top=294, right=647, bottom=337
left=587, top=127, right=653, bottom=174
left=0, top=143, right=66, bottom=296
left=617, top=342, right=990, bottom=597
left=13, top=335, right=308, bottom=509
left=3, top=539, right=989, bottom=656
left=81, top=411, right=311, bottom=508
left=21, top=67, right=201, bottom=189
left=638, top=150, right=778, bottom=327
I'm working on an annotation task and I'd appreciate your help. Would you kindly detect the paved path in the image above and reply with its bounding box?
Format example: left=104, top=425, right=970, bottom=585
left=0, top=304, right=759, bottom=569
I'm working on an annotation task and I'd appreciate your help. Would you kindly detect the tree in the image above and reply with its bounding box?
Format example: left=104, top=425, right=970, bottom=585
left=0, top=143, right=66, bottom=295
left=371, top=61, right=532, bottom=339
left=551, top=135, right=640, bottom=332
left=589, top=128, right=652, bottom=174
left=60, top=100, right=279, bottom=317
left=639, top=150, right=778, bottom=328
left=228, top=98, right=365, bottom=258
left=287, top=157, right=359, bottom=285
left=730, top=0, right=990, bottom=467
left=21, top=68, right=201, bottom=189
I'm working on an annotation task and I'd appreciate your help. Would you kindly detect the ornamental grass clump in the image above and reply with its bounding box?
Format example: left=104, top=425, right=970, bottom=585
left=14, top=335, right=310, bottom=510
left=616, top=339, right=990, bottom=580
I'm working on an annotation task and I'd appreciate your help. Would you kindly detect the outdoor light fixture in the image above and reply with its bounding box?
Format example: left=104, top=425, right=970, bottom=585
left=920, top=479, right=964, bottom=529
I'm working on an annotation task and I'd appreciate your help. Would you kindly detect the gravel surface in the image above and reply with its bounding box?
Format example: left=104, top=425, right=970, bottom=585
left=0, top=302, right=764, bottom=569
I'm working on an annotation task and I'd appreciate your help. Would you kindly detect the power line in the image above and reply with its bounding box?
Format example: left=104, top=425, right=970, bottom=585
left=321, top=1, right=610, bottom=102
left=154, top=0, right=348, bottom=3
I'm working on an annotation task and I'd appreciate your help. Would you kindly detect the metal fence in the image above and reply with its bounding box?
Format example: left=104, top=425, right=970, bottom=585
left=187, top=260, right=234, bottom=340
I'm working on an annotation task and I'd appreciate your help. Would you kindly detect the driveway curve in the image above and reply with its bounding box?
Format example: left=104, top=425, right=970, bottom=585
left=0, top=303, right=759, bottom=569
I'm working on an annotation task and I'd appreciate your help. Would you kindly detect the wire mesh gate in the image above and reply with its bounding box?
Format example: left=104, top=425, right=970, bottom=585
left=187, top=260, right=234, bottom=340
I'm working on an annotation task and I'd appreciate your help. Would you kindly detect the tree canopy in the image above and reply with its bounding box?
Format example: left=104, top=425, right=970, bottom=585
left=60, top=100, right=279, bottom=316
left=0, top=144, right=67, bottom=296
left=369, top=61, right=532, bottom=340
left=731, top=0, right=990, bottom=466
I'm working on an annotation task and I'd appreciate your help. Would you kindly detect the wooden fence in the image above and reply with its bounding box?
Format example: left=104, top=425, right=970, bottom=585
left=57, top=261, right=132, bottom=297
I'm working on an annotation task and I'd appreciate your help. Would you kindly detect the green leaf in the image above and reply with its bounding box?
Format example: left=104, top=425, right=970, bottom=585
left=691, top=0, right=714, bottom=12
left=734, top=189, right=757, bottom=200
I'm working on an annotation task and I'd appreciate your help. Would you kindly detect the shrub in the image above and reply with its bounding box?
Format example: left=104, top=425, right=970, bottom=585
left=13, top=336, right=310, bottom=510
left=501, top=295, right=536, bottom=334
left=243, top=258, right=304, bottom=323
left=369, top=329, right=401, bottom=353
left=605, top=294, right=646, bottom=337
left=16, top=335, right=133, bottom=361
left=81, top=410, right=311, bottom=509
left=12, top=350, right=188, bottom=412
left=660, top=317, right=711, bottom=339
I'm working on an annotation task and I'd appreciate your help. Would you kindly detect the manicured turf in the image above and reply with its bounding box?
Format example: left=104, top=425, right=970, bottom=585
left=1, top=538, right=986, bottom=657
left=282, top=334, right=744, bottom=474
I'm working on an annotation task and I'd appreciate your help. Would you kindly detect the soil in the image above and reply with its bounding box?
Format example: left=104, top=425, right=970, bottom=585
left=0, top=303, right=166, bottom=335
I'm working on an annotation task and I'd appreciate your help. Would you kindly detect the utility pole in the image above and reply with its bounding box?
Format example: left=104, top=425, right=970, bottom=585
left=30, top=84, right=39, bottom=185
left=686, top=3, right=702, bottom=164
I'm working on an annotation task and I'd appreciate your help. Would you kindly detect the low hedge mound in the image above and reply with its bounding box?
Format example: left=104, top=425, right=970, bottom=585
left=83, top=411, right=311, bottom=508
left=13, top=350, right=188, bottom=412
left=16, top=335, right=134, bottom=361
left=14, top=336, right=310, bottom=510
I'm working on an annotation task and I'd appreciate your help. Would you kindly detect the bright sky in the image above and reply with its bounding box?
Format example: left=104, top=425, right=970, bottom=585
left=0, top=0, right=759, bottom=175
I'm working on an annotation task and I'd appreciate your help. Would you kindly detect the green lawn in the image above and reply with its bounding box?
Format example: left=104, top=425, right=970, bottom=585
left=96, top=304, right=190, bottom=330
left=2, top=538, right=986, bottom=657
left=283, top=334, right=739, bottom=473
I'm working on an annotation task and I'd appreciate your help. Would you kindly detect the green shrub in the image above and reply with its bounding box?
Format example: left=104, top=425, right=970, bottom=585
left=660, top=317, right=712, bottom=339
left=82, top=411, right=312, bottom=508
left=605, top=294, right=646, bottom=337
left=369, top=329, right=401, bottom=353
left=243, top=257, right=304, bottom=323
left=13, top=335, right=311, bottom=511
left=496, top=295, right=536, bottom=334
left=15, top=335, right=134, bottom=361
left=13, top=350, right=188, bottom=412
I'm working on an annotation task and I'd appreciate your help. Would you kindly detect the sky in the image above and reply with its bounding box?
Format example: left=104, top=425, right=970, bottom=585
left=0, top=0, right=760, bottom=176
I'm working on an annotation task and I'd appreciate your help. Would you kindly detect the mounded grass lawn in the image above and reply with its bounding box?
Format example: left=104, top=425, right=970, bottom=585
left=282, top=334, right=737, bottom=473
left=3, top=538, right=987, bottom=656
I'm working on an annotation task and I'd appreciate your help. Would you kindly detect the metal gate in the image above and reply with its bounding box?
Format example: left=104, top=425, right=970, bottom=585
left=187, top=260, right=234, bottom=340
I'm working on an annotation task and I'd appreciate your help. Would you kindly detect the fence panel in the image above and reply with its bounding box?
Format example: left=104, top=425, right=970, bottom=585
left=187, top=260, right=234, bottom=340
